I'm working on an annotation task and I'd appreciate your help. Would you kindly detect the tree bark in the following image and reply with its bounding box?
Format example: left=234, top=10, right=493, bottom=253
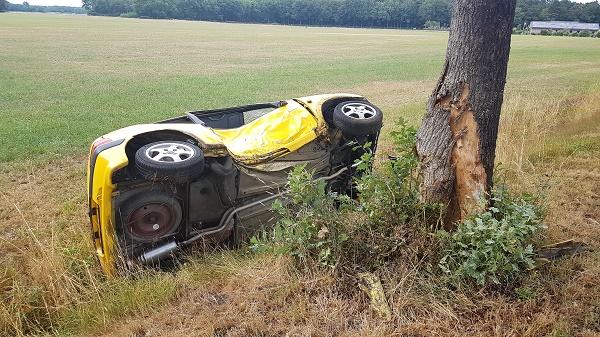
left=416, top=0, right=517, bottom=226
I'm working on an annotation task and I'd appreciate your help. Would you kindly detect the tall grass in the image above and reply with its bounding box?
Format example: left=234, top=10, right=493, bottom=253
left=0, top=203, right=175, bottom=336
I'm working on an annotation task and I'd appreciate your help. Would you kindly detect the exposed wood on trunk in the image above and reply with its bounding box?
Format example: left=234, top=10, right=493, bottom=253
left=416, top=0, right=517, bottom=227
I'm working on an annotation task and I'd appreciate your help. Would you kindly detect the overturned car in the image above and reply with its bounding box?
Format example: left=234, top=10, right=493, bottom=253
left=87, top=94, right=383, bottom=275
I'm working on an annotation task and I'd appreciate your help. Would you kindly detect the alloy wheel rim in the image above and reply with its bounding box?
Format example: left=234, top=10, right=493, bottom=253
left=341, top=103, right=377, bottom=120
left=145, top=142, right=195, bottom=163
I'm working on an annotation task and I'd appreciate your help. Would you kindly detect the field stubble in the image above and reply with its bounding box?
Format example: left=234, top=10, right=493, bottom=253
left=0, top=13, right=599, bottom=337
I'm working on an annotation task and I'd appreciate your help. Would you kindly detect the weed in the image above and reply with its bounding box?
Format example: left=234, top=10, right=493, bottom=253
left=438, top=186, right=545, bottom=287
left=250, top=165, right=349, bottom=269
left=515, top=286, right=535, bottom=300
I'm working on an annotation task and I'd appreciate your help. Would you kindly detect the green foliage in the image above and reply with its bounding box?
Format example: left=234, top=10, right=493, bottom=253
left=250, top=165, right=349, bottom=269
left=515, top=286, right=536, bottom=300
left=83, top=0, right=452, bottom=28
left=120, top=11, right=137, bottom=17
left=4, top=1, right=86, bottom=13
left=438, top=187, right=545, bottom=287
left=355, top=118, right=421, bottom=225
left=424, top=20, right=441, bottom=30
left=578, top=30, right=591, bottom=37
left=540, top=29, right=551, bottom=36
left=349, top=119, right=442, bottom=267
left=252, top=118, right=547, bottom=287
left=252, top=119, right=442, bottom=271
left=553, top=30, right=564, bottom=36
left=82, top=0, right=600, bottom=30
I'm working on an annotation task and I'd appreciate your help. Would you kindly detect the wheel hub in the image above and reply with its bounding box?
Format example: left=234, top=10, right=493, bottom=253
left=127, top=203, right=176, bottom=241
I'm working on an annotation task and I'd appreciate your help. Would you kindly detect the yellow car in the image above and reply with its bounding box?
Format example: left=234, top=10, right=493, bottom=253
left=87, top=93, right=383, bottom=275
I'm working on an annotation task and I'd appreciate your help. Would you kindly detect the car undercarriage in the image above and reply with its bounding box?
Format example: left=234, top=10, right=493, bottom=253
left=87, top=94, right=383, bottom=274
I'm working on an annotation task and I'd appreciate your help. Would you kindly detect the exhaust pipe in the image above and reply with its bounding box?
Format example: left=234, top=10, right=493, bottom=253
left=138, top=241, right=179, bottom=264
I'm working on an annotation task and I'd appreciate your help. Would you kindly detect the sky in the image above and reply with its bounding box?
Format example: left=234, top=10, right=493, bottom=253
left=7, top=0, right=599, bottom=8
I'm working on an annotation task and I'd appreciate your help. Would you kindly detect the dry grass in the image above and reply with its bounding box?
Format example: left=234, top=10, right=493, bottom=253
left=1, top=13, right=599, bottom=337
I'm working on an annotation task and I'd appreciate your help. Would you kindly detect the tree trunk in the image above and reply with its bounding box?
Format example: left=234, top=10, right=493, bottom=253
left=416, top=0, right=517, bottom=226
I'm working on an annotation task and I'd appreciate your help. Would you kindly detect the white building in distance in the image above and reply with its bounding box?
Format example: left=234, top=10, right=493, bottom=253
left=530, top=21, right=600, bottom=34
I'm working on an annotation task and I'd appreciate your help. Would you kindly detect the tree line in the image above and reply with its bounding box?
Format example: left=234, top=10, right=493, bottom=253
left=5, top=1, right=86, bottom=14
left=80, top=0, right=600, bottom=29
left=3, top=0, right=600, bottom=29
left=80, top=0, right=451, bottom=28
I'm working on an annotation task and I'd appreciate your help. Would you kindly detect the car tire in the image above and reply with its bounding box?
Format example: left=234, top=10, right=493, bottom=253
left=119, top=191, right=183, bottom=243
left=332, top=101, right=383, bottom=136
left=135, top=140, right=204, bottom=183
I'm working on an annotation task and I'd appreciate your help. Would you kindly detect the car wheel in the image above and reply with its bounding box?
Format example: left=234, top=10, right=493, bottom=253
left=135, top=140, right=204, bottom=183
left=120, top=191, right=183, bottom=243
left=332, top=101, right=383, bottom=136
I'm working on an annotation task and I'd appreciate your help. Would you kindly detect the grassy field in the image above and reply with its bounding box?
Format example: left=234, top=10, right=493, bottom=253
left=1, top=12, right=599, bottom=337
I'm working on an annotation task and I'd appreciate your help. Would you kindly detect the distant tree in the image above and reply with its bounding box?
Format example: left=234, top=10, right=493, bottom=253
left=418, top=0, right=450, bottom=28
left=82, top=0, right=93, bottom=11
left=424, top=20, right=441, bottom=30
left=0, top=0, right=7, bottom=12
left=134, top=0, right=174, bottom=18
left=416, top=0, right=517, bottom=225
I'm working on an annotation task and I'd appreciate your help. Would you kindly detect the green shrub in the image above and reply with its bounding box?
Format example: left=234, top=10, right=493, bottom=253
left=540, top=29, right=551, bottom=36
left=578, top=30, right=591, bottom=37
left=119, top=11, right=137, bottom=18
left=354, top=119, right=420, bottom=225
left=250, top=164, right=350, bottom=268
left=424, top=20, right=440, bottom=30
left=251, top=119, right=442, bottom=271
left=438, top=186, right=544, bottom=286
left=553, top=30, right=564, bottom=36
left=570, top=31, right=579, bottom=37
left=349, top=119, right=443, bottom=267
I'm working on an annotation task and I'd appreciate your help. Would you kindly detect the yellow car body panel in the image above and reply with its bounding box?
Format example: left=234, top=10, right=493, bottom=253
left=88, top=93, right=363, bottom=275
left=88, top=145, right=129, bottom=275
left=211, top=100, right=318, bottom=163
left=295, top=93, right=362, bottom=129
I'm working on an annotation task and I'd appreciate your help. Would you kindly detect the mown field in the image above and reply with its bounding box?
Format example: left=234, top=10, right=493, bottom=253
left=0, top=12, right=599, bottom=337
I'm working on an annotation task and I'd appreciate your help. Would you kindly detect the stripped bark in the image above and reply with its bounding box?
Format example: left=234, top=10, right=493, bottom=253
left=416, top=0, right=517, bottom=226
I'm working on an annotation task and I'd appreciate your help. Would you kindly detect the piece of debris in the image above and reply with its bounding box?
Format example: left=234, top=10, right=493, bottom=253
left=536, top=239, right=590, bottom=265
left=358, top=272, right=392, bottom=321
